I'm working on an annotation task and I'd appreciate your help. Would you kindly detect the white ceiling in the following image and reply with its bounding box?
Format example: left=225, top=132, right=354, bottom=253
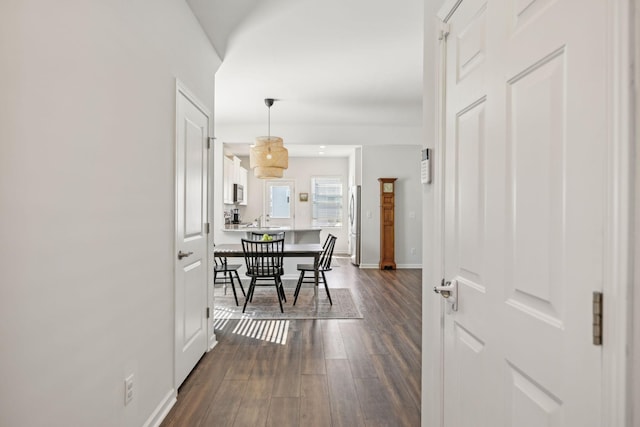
left=187, top=0, right=424, bottom=144
left=224, top=143, right=358, bottom=158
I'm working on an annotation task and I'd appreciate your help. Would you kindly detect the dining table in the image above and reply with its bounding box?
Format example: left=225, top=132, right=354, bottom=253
left=214, top=242, right=324, bottom=297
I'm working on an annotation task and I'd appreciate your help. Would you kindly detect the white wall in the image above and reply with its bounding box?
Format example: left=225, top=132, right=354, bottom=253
left=360, top=145, right=423, bottom=268
left=216, top=123, right=422, bottom=146
left=0, top=1, right=221, bottom=426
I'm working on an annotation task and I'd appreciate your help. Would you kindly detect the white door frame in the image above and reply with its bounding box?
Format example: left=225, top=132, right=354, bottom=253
left=634, top=3, right=640, bottom=423
left=174, top=80, right=215, bottom=389
left=603, top=1, right=634, bottom=424
left=424, top=0, right=634, bottom=425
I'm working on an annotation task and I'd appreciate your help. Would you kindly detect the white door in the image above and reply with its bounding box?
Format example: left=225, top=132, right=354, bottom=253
left=439, top=0, right=606, bottom=425
left=175, top=87, right=209, bottom=387
left=264, top=180, right=295, bottom=228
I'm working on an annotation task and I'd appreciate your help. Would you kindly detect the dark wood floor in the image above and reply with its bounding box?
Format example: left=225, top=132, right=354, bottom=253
left=161, top=257, right=422, bottom=427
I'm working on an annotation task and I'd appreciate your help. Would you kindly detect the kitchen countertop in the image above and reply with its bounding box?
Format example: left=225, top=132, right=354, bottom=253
left=222, top=224, right=323, bottom=232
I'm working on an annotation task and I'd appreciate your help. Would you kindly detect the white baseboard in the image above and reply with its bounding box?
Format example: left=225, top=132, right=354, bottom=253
left=397, top=264, right=422, bottom=269
left=359, top=264, right=378, bottom=269
left=358, top=263, right=422, bottom=269
left=143, top=388, right=176, bottom=427
left=208, top=335, right=218, bottom=351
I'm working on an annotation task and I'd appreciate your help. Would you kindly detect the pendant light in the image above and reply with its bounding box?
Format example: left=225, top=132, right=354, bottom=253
left=249, top=98, right=288, bottom=179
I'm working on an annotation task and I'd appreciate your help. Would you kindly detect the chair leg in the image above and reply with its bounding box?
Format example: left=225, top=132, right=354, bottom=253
left=274, top=278, right=284, bottom=313
left=214, top=270, right=221, bottom=293
left=321, top=271, right=332, bottom=305
left=293, top=271, right=305, bottom=305
left=243, top=278, right=256, bottom=313
left=229, top=272, right=239, bottom=306
left=234, top=271, right=246, bottom=296
left=277, top=275, right=287, bottom=302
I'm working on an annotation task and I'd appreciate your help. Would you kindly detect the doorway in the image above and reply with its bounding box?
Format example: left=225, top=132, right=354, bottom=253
left=263, top=180, right=295, bottom=228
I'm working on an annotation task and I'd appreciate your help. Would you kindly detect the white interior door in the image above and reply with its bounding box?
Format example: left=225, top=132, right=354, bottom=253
left=439, top=0, right=606, bottom=425
left=264, top=180, right=295, bottom=228
left=175, top=87, right=209, bottom=387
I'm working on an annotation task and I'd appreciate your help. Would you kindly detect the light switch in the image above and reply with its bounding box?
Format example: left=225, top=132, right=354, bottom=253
left=366, top=211, right=372, bottom=219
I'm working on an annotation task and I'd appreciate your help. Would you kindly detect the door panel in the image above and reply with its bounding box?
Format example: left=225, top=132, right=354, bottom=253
left=264, top=180, right=294, bottom=228
left=507, top=50, right=565, bottom=326
left=175, top=88, right=209, bottom=387
left=181, top=259, right=205, bottom=349
left=507, top=364, right=562, bottom=427
left=440, top=0, right=605, bottom=425
left=457, top=100, right=486, bottom=284
left=185, top=121, right=205, bottom=237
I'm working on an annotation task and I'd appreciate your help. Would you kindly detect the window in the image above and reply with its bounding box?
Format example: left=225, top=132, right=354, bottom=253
left=311, top=177, right=343, bottom=226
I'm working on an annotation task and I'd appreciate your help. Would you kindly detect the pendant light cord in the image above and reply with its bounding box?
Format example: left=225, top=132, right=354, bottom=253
left=268, top=105, right=271, bottom=141
left=267, top=100, right=272, bottom=155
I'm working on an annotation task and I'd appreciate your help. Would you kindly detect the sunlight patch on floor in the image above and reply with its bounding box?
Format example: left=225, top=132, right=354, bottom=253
left=233, top=318, right=289, bottom=345
left=214, top=307, right=290, bottom=345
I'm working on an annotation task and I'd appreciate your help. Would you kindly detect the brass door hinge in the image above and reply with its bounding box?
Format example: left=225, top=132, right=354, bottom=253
left=593, top=292, right=603, bottom=345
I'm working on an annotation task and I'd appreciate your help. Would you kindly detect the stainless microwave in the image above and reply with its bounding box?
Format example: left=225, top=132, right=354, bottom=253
left=233, top=184, right=244, bottom=203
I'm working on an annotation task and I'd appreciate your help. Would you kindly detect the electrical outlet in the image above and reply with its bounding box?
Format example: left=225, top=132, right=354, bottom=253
left=124, top=374, right=134, bottom=405
left=366, top=211, right=372, bottom=219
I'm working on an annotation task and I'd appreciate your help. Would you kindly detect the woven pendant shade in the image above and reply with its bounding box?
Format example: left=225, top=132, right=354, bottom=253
left=250, top=136, right=288, bottom=179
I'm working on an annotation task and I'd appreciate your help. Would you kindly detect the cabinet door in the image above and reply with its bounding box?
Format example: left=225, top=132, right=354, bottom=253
left=223, top=156, right=234, bottom=204
left=239, top=167, right=248, bottom=206
left=233, top=156, right=241, bottom=185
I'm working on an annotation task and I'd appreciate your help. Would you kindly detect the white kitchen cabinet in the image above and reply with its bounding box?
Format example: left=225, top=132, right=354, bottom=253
left=239, top=166, right=248, bottom=206
left=223, top=156, right=248, bottom=205
left=223, top=156, right=234, bottom=204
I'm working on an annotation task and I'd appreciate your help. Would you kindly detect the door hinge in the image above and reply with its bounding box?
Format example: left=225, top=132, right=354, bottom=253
left=438, top=23, right=450, bottom=41
left=205, top=222, right=210, bottom=234
left=206, top=307, right=210, bottom=319
left=207, top=137, right=215, bottom=149
left=593, top=291, right=603, bottom=345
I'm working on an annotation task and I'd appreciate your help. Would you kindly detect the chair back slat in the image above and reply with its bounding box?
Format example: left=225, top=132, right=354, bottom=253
left=319, top=234, right=337, bottom=270
left=249, top=231, right=285, bottom=240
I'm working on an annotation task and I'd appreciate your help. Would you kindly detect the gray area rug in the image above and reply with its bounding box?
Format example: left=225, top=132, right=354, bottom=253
left=213, top=284, right=362, bottom=320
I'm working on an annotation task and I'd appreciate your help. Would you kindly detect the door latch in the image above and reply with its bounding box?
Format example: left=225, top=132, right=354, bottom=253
left=434, top=279, right=458, bottom=311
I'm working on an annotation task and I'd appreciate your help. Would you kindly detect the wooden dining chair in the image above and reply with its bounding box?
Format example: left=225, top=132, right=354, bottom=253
left=241, top=238, right=286, bottom=313
left=249, top=231, right=285, bottom=240
left=293, top=234, right=337, bottom=305
left=213, top=256, right=245, bottom=306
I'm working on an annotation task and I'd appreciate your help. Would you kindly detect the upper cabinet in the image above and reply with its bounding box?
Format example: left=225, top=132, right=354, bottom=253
left=223, top=156, right=234, bottom=204
left=238, top=166, right=248, bottom=206
left=223, top=155, right=248, bottom=205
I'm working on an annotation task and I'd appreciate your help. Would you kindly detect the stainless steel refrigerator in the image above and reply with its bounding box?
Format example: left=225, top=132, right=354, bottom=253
left=349, top=185, right=361, bottom=266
